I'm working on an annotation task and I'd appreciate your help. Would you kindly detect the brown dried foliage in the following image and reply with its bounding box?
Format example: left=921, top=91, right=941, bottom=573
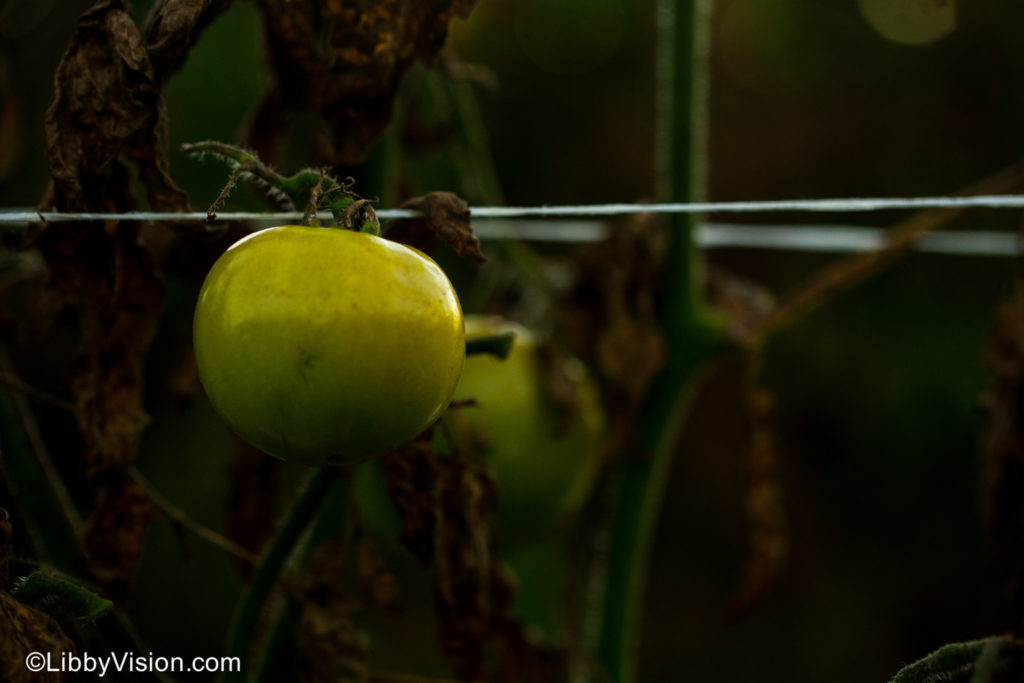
left=0, top=591, right=75, bottom=683
left=379, top=432, right=565, bottom=681
left=388, top=191, right=485, bottom=262
left=294, top=540, right=371, bottom=683
left=727, top=388, right=789, bottom=617
left=562, top=214, right=669, bottom=453
left=248, top=0, right=476, bottom=166
left=33, top=0, right=232, bottom=584
left=83, top=478, right=157, bottom=585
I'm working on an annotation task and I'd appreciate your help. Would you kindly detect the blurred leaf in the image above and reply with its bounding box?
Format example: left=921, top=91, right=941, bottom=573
left=247, top=0, right=477, bottom=166
left=0, top=590, right=75, bottom=683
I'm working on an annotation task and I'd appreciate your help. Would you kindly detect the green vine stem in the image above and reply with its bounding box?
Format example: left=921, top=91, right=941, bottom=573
left=223, top=466, right=343, bottom=683
left=593, top=2, right=723, bottom=682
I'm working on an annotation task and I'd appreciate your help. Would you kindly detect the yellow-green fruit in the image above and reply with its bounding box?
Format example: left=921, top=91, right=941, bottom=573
left=193, top=226, right=465, bottom=466
left=451, top=316, right=604, bottom=549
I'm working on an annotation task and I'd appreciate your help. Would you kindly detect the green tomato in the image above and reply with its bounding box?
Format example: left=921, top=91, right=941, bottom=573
left=449, top=316, right=604, bottom=550
left=193, top=226, right=465, bottom=466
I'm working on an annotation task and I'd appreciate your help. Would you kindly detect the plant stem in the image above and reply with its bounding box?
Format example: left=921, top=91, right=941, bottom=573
left=129, top=467, right=259, bottom=566
left=223, top=466, right=342, bottom=683
left=594, top=2, right=721, bottom=682
left=0, top=348, right=89, bottom=578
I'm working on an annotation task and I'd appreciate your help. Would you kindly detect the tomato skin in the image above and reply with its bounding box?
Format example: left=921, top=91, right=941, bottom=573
left=193, top=226, right=465, bottom=466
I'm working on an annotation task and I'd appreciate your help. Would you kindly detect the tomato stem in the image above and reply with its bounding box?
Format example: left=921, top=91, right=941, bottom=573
left=590, top=2, right=725, bottom=682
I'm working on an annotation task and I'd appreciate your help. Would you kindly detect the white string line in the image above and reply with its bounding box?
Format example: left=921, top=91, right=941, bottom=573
left=481, top=221, right=1020, bottom=256
left=3, top=193, right=1024, bottom=224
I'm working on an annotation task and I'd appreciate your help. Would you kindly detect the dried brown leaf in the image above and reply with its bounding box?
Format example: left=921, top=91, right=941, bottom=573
left=564, top=213, right=668, bottom=409
left=292, top=540, right=370, bottom=683
left=84, top=479, right=157, bottom=585
left=249, top=0, right=477, bottom=166
left=143, top=0, right=235, bottom=84
left=40, top=0, right=186, bottom=472
left=45, top=0, right=188, bottom=214
left=379, top=433, right=440, bottom=564
left=0, top=591, right=75, bottom=683
left=298, top=600, right=370, bottom=683
left=727, top=388, right=789, bottom=617
left=388, top=191, right=484, bottom=262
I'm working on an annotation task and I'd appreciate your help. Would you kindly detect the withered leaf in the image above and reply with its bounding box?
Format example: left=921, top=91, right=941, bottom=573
left=432, top=455, right=498, bottom=680
left=727, top=388, right=789, bottom=617
left=143, top=0, right=235, bottom=84
left=379, top=432, right=440, bottom=564
left=248, top=0, right=477, bottom=166
left=0, top=591, right=75, bottom=683
left=565, top=214, right=667, bottom=403
left=41, top=0, right=184, bottom=472
left=298, top=600, right=370, bottom=683
left=292, top=540, right=369, bottom=683
left=45, top=0, right=188, bottom=214
left=84, top=479, right=157, bottom=585
left=388, top=191, right=484, bottom=262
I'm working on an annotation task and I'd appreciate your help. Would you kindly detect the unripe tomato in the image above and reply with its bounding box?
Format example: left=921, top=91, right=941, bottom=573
left=450, top=316, right=604, bottom=550
left=193, top=226, right=465, bottom=466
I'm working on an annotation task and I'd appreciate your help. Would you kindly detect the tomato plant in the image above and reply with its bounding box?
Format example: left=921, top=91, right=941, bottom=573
left=193, top=226, right=465, bottom=466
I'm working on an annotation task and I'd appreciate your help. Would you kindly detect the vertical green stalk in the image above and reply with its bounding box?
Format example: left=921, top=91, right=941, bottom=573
left=223, top=466, right=343, bottom=683
left=594, top=2, right=720, bottom=682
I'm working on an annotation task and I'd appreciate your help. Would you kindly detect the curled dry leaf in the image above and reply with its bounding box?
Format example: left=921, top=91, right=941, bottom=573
left=142, top=0, right=235, bottom=84
left=378, top=435, right=438, bottom=564
left=40, top=0, right=187, bottom=472
left=379, top=430, right=561, bottom=680
left=84, top=478, right=157, bottom=585
left=388, top=191, right=484, bottom=262
left=0, top=590, right=75, bottom=683
left=44, top=0, right=188, bottom=214
left=248, top=0, right=477, bottom=166
left=562, top=213, right=668, bottom=452
left=292, top=540, right=370, bottom=683
left=727, top=388, right=789, bottom=617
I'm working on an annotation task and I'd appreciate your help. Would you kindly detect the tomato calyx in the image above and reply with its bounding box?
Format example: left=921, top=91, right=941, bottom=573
left=181, top=140, right=380, bottom=234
